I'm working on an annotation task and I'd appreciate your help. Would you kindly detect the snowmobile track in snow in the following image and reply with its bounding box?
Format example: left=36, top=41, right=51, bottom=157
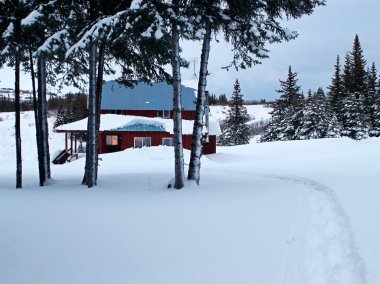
left=210, top=168, right=368, bottom=284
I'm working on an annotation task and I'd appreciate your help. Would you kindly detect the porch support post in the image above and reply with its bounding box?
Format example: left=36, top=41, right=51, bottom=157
left=74, top=133, right=77, bottom=158
left=70, top=132, right=73, bottom=156
left=65, top=132, right=68, bottom=154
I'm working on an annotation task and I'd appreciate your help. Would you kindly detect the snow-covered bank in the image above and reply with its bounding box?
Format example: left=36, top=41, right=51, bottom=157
left=210, top=104, right=271, bottom=125
left=0, top=111, right=379, bottom=284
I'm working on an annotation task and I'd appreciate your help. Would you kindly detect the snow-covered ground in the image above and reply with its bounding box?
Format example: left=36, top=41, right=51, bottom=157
left=210, top=104, right=272, bottom=125
left=0, top=111, right=379, bottom=284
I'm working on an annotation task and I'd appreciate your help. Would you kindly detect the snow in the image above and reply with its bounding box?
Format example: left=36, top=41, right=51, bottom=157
left=21, top=10, right=42, bottom=26
left=210, top=104, right=272, bottom=125
left=1, top=111, right=380, bottom=284
left=56, top=114, right=221, bottom=135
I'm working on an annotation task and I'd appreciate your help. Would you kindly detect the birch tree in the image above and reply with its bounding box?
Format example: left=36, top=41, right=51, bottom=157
left=0, top=0, right=33, bottom=188
left=123, top=0, right=194, bottom=189
left=188, top=0, right=326, bottom=184
left=35, top=0, right=171, bottom=187
left=22, top=1, right=57, bottom=186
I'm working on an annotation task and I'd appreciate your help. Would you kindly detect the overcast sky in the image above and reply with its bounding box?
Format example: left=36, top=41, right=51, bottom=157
left=1, top=0, right=379, bottom=101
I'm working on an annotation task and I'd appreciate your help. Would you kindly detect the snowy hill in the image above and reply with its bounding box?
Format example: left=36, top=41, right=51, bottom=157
left=0, top=87, right=57, bottom=103
left=210, top=104, right=272, bottom=125
left=0, top=111, right=379, bottom=284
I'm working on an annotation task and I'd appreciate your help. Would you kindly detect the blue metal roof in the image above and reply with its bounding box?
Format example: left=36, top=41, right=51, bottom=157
left=101, top=81, right=196, bottom=111
left=111, top=123, right=165, bottom=132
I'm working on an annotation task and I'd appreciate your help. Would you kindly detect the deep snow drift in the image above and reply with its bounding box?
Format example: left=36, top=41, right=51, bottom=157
left=0, top=111, right=379, bottom=284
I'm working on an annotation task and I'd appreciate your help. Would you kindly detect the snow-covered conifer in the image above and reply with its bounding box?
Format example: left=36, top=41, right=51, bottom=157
left=350, top=35, right=367, bottom=96
left=261, top=66, right=304, bottom=142
left=341, top=94, right=369, bottom=140
left=298, top=88, right=341, bottom=139
left=369, top=97, right=380, bottom=137
left=54, top=106, right=67, bottom=129
left=218, top=79, right=251, bottom=146
left=297, top=91, right=320, bottom=139
left=328, top=55, right=344, bottom=122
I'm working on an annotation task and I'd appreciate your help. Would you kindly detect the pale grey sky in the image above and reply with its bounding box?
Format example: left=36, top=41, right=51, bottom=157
left=0, top=0, right=379, bottom=101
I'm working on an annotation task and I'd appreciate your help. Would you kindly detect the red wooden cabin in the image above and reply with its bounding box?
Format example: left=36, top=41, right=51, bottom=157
left=55, top=81, right=221, bottom=163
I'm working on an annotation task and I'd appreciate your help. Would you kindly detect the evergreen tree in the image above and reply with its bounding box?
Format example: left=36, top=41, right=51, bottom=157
left=328, top=55, right=344, bottom=121
left=350, top=35, right=367, bottom=96
left=370, top=97, right=380, bottom=137
left=339, top=36, right=369, bottom=137
left=324, top=113, right=342, bottom=138
left=314, top=88, right=330, bottom=136
left=218, top=94, right=228, bottom=105
left=341, top=94, right=369, bottom=140
left=342, top=53, right=354, bottom=96
left=208, top=92, right=218, bottom=105
left=218, top=79, right=251, bottom=146
left=293, top=86, right=341, bottom=140
left=261, top=66, right=304, bottom=142
left=367, top=63, right=378, bottom=121
left=54, top=106, right=67, bottom=129
left=296, top=91, right=318, bottom=139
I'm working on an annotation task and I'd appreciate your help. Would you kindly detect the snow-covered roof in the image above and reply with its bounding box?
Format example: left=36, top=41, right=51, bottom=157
left=56, top=114, right=221, bottom=136
left=101, top=81, right=196, bottom=111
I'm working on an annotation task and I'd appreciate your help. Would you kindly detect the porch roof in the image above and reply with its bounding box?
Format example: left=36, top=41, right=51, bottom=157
left=56, top=114, right=222, bottom=136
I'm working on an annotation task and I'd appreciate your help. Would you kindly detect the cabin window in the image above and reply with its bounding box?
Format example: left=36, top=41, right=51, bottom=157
left=106, top=135, right=118, bottom=146
left=157, top=110, right=170, bottom=118
left=110, top=110, right=122, bottom=114
left=134, top=137, right=151, bottom=148
left=162, top=137, right=174, bottom=146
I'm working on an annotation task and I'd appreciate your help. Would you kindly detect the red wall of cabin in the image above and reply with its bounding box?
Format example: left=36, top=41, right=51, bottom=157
left=202, top=135, right=217, bottom=155
left=98, top=131, right=217, bottom=155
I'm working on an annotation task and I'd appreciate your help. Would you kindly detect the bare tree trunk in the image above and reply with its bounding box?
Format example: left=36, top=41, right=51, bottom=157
left=188, top=23, right=212, bottom=184
left=171, top=12, right=185, bottom=190
left=29, top=50, right=44, bottom=186
left=15, top=50, right=22, bottom=189
left=37, top=56, right=51, bottom=184
left=82, top=43, right=97, bottom=188
left=95, top=44, right=105, bottom=182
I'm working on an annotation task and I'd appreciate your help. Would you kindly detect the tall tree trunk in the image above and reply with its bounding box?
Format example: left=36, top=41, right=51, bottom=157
left=30, top=51, right=44, bottom=186
left=188, top=23, right=212, bottom=184
left=95, top=44, right=105, bottom=182
left=82, top=43, right=97, bottom=188
left=15, top=50, right=22, bottom=189
left=37, top=56, right=51, bottom=184
left=171, top=14, right=185, bottom=189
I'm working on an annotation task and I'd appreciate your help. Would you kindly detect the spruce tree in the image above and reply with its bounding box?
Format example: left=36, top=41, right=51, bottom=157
left=342, top=53, right=354, bottom=96
left=328, top=55, right=344, bottom=122
left=350, top=35, right=367, bottom=96
left=297, top=90, right=320, bottom=139
left=339, top=35, right=370, bottom=138
left=370, top=97, right=380, bottom=137
left=218, top=79, right=251, bottom=146
left=261, top=66, right=304, bottom=142
left=341, top=94, right=369, bottom=140
left=297, top=88, right=334, bottom=140
left=54, top=106, right=67, bottom=129
left=367, top=63, right=378, bottom=122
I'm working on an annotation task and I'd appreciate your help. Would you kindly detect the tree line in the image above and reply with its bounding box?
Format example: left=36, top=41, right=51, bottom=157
left=0, top=0, right=325, bottom=189
left=261, top=35, right=380, bottom=142
left=53, top=93, right=87, bottom=128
